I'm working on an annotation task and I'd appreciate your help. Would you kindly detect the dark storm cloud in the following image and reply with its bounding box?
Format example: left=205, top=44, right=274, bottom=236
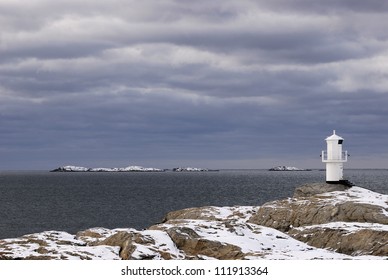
left=1, top=0, right=388, bottom=169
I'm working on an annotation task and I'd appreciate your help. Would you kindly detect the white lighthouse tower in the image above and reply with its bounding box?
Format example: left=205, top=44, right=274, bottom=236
left=322, top=130, right=348, bottom=183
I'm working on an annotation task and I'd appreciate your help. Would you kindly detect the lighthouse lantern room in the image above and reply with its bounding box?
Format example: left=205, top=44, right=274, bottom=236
left=322, top=130, right=348, bottom=183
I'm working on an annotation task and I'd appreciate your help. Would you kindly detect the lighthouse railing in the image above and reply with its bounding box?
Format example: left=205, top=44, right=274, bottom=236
left=321, top=150, right=348, bottom=162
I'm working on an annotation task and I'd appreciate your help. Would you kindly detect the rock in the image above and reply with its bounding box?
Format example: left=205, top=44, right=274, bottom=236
left=50, top=166, right=89, bottom=172
left=149, top=218, right=365, bottom=260
left=96, top=229, right=184, bottom=260
left=248, top=186, right=388, bottom=232
left=162, top=206, right=222, bottom=222
left=293, top=182, right=350, bottom=197
left=164, top=226, right=244, bottom=259
left=0, top=231, right=120, bottom=260
left=248, top=184, right=388, bottom=257
left=75, top=227, right=114, bottom=245
left=1, top=184, right=387, bottom=260
left=289, top=222, right=388, bottom=256
left=97, top=231, right=139, bottom=260
left=161, top=206, right=257, bottom=223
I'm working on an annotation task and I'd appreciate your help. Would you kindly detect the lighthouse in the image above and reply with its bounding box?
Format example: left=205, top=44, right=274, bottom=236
left=322, top=130, right=348, bottom=183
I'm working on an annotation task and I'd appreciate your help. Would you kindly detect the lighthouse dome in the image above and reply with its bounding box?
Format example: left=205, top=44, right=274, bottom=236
left=325, top=130, right=344, bottom=141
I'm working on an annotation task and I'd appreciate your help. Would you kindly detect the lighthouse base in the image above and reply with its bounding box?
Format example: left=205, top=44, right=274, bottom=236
left=326, top=180, right=343, bottom=184
left=326, top=180, right=354, bottom=187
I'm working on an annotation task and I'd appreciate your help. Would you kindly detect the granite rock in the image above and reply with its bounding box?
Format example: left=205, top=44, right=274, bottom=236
left=1, top=184, right=387, bottom=260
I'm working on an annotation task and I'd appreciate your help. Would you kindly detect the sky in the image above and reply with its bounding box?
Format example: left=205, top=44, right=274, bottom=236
left=1, top=0, right=388, bottom=170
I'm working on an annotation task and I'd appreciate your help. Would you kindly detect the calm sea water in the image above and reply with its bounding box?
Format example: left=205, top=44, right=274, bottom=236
left=0, top=169, right=387, bottom=239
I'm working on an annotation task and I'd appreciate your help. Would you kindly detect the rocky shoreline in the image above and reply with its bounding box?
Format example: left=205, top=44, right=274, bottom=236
left=1, top=183, right=387, bottom=260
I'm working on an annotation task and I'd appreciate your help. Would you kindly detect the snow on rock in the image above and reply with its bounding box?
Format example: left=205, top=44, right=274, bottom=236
left=172, top=167, right=209, bottom=172
left=248, top=184, right=388, bottom=257
left=289, top=222, right=388, bottom=256
left=162, top=206, right=258, bottom=223
left=295, top=221, right=388, bottom=232
left=149, top=219, right=375, bottom=260
left=91, top=228, right=185, bottom=260
left=1, top=184, right=388, bottom=260
left=0, top=231, right=120, bottom=260
left=55, top=166, right=90, bottom=172
left=318, top=186, right=388, bottom=209
left=249, top=185, right=388, bottom=231
left=51, top=165, right=164, bottom=172
left=269, top=166, right=310, bottom=171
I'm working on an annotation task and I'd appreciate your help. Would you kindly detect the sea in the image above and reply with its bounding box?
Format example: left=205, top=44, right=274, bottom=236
left=0, top=169, right=387, bottom=239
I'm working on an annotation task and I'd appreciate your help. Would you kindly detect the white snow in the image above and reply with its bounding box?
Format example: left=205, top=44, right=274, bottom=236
left=206, top=206, right=257, bottom=222
left=154, top=219, right=384, bottom=260
left=141, top=230, right=184, bottom=258
left=295, top=222, right=388, bottom=233
left=0, top=231, right=120, bottom=260
left=319, top=186, right=388, bottom=210
left=62, top=165, right=89, bottom=172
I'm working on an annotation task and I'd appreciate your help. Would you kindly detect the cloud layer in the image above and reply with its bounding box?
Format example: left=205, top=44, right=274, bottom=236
left=1, top=0, right=388, bottom=169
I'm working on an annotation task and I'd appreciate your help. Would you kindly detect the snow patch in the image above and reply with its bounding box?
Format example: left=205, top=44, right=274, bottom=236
left=295, top=222, right=388, bottom=233
left=319, top=186, right=388, bottom=211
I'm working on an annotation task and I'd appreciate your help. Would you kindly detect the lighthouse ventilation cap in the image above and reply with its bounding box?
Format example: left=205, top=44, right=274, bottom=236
left=325, top=130, right=344, bottom=140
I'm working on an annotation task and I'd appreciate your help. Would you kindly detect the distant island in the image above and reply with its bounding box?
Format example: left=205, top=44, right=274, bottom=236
left=269, top=166, right=312, bottom=171
left=51, top=165, right=164, bottom=172
left=172, top=167, right=218, bottom=172
left=51, top=165, right=217, bottom=172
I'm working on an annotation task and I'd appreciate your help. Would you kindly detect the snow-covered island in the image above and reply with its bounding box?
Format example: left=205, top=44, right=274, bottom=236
left=269, top=165, right=311, bottom=171
left=172, top=167, right=218, bottom=172
left=51, top=165, right=164, bottom=172
left=1, top=183, right=387, bottom=260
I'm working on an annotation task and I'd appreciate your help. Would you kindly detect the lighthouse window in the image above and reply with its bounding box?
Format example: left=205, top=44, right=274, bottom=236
left=338, top=140, right=343, bottom=144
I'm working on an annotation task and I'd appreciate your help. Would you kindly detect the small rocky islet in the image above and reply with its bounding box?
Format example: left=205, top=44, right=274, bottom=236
left=268, top=165, right=312, bottom=171
left=1, top=183, right=387, bottom=260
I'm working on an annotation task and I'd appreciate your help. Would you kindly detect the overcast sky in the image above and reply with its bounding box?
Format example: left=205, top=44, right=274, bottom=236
left=1, top=0, right=388, bottom=170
